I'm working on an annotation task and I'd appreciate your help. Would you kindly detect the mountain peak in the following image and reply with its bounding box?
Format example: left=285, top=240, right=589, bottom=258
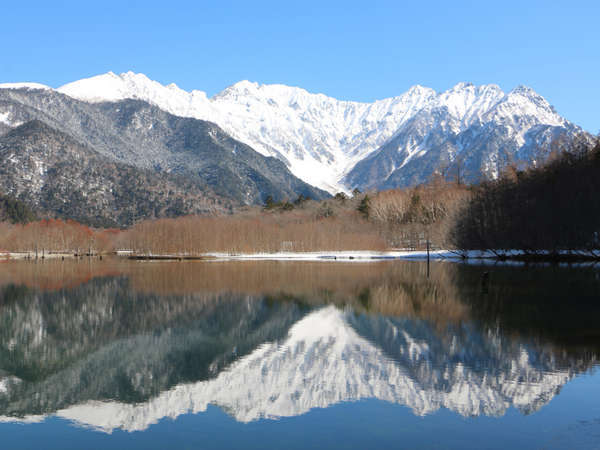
left=213, top=80, right=260, bottom=99
left=404, top=84, right=436, bottom=98
left=57, top=71, right=204, bottom=105
left=510, top=84, right=537, bottom=95
left=496, top=84, right=562, bottom=122
left=58, top=72, right=132, bottom=102
left=120, top=71, right=153, bottom=84
left=451, top=81, right=475, bottom=91
left=0, top=82, right=52, bottom=91
left=214, top=80, right=317, bottom=102
left=506, top=85, right=549, bottom=104
left=231, top=79, right=259, bottom=90
left=43, top=71, right=581, bottom=193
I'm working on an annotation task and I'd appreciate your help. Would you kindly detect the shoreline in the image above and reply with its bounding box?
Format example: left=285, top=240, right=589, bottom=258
left=2, top=249, right=599, bottom=263
left=128, top=249, right=600, bottom=263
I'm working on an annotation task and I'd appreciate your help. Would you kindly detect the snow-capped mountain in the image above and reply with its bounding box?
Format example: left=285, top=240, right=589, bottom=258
left=53, top=72, right=584, bottom=192
left=0, top=86, right=328, bottom=216
left=0, top=121, right=228, bottom=226
left=0, top=72, right=586, bottom=193
left=56, top=72, right=435, bottom=192
left=0, top=306, right=586, bottom=432
left=344, top=83, right=580, bottom=189
left=0, top=82, right=51, bottom=91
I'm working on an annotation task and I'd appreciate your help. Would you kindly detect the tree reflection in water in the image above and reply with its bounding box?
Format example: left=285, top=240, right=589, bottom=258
left=0, top=259, right=597, bottom=431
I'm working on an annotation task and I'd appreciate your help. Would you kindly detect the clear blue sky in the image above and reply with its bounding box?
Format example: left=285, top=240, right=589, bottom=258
left=2, top=0, right=598, bottom=132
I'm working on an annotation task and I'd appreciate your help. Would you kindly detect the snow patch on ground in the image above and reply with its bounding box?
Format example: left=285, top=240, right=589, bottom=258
left=204, top=249, right=600, bottom=263
left=206, top=250, right=461, bottom=261
left=0, top=111, right=11, bottom=126
left=0, top=376, right=21, bottom=394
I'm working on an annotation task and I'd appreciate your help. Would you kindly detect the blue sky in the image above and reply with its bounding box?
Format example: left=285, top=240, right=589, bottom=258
left=2, top=0, right=598, bottom=132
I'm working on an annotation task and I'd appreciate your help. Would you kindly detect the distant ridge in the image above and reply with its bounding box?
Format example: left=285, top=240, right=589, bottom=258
left=1, top=72, right=588, bottom=195
left=0, top=79, right=333, bottom=227
left=0, top=120, right=228, bottom=226
left=56, top=72, right=585, bottom=192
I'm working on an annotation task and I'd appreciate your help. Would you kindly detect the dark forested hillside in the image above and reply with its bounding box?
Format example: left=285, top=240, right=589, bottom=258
left=0, top=120, right=230, bottom=227
left=0, top=194, right=36, bottom=224
left=452, top=138, right=600, bottom=253
left=0, top=88, right=328, bottom=206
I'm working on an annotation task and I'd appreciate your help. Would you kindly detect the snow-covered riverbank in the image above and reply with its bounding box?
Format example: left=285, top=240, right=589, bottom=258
left=205, top=249, right=600, bottom=263
left=0, top=252, right=80, bottom=260
left=205, top=250, right=464, bottom=261
left=3, top=249, right=598, bottom=263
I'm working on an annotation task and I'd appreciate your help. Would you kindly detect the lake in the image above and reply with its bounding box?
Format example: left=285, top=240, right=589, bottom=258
left=0, top=259, right=598, bottom=449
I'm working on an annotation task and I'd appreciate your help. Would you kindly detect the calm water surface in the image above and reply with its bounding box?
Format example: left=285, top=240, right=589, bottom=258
left=0, top=259, right=598, bottom=449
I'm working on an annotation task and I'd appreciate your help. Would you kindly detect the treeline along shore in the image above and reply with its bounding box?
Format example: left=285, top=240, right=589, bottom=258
left=0, top=183, right=468, bottom=257
left=453, top=137, right=600, bottom=259
left=0, top=138, right=598, bottom=261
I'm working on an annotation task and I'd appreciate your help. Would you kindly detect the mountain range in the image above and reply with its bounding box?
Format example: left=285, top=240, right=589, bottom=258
left=0, top=83, right=326, bottom=225
left=0, top=72, right=588, bottom=224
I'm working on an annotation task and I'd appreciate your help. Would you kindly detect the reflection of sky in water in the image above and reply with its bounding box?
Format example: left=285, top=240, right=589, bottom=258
left=0, top=260, right=598, bottom=449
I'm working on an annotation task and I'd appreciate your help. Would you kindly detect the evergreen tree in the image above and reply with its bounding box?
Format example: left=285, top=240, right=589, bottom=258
left=357, top=195, right=371, bottom=219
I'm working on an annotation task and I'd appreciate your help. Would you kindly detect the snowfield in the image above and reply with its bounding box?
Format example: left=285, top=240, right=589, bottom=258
left=0, top=72, right=585, bottom=195
left=52, top=72, right=580, bottom=193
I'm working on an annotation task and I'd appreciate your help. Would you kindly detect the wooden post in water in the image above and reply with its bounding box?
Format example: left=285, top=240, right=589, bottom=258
left=426, top=239, right=430, bottom=278
left=481, top=271, right=490, bottom=294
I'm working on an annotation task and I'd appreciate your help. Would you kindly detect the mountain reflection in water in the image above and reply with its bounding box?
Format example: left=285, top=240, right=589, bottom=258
left=0, top=259, right=598, bottom=433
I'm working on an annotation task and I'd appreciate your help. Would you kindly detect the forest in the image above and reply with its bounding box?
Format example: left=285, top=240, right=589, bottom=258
left=0, top=137, right=598, bottom=259
left=452, top=137, right=600, bottom=257
left=0, top=181, right=468, bottom=256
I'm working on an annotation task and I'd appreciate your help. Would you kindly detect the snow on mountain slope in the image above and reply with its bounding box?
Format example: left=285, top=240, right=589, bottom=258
left=0, top=306, right=575, bottom=432
left=51, top=72, right=583, bottom=192
left=58, top=72, right=437, bottom=192
left=0, top=84, right=50, bottom=135
left=343, top=82, right=582, bottom=190
left=0, top=72, right=556, bottom=193
left=0, top=82, right=51, bottom=91
left=0, top=111, right=12, bottom=126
